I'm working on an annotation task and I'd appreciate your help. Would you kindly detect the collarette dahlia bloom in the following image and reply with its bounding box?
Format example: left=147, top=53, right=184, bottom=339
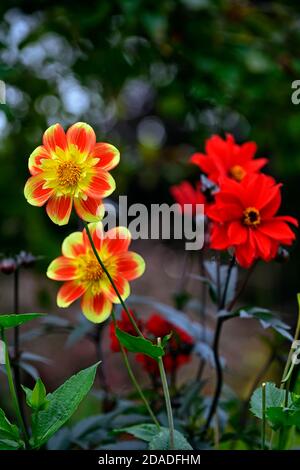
left=47, top=223, right=145, bottom=323
left=24, top=122, right=119, bottom=225
left=208, top=174, right=298, bottom=268
left=190, top=133, right=267, bottom=184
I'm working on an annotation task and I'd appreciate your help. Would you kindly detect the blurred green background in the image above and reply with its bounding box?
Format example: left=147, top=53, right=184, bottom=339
left=0, top=0, right=299, bottom=308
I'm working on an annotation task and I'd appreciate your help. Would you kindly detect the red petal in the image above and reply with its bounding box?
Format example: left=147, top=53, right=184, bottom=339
left=92, top=143, right=120, bottom=171
left=66, top=122, right=96, bottom=155
left=57, top=281, right=86, bottom=307
left=24, top=175, right=53, bottom=207
left=81, top=290, right=112, bottom=323
left=43, top=123, right=67, bottom=153
left=46, top=195, right=72, bottom=225
left=47, top=256, right=78, bottom=280
left=74, top=196, right=104, bottom=223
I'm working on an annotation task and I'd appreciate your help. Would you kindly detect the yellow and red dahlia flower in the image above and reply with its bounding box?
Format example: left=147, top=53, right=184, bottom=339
left=47, top=223, right=145, bottom=323
left=24, top=122, right=120, bottom=225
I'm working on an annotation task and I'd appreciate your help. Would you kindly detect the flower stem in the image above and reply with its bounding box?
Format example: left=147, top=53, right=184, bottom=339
left=1, top=328, right=29, bottom=448
left=261, top=382, right=266, bottom=450
left=12, top=267, right=27, bottom=431
left=157, top=337, right=175, bottom=449
left=111, top=309, right=160, bottom=428
left=83, top=221, right=143, bottom=338
left=203, top=257, right=256, bottom=434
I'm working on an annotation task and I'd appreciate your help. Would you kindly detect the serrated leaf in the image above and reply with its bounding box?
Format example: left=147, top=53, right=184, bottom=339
left=0, top=313, right=45, bottom=329
left=149, top=428, right=193, bottom=450
left=116, top=328, right=164, bottom=359
left=250, top=382, right=291, bottom=419
left=31, top=362, right=99, bottom=448
left=0, top=408, right=20, bottom=440
left=119, top=424, right=193, bottom=450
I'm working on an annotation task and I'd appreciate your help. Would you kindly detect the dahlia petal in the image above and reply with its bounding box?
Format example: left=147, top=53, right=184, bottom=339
left=74, top=196, right=104, bottom=223
left=276, top=215, right=298, bottom=227
left=189, top=152, right=216, bottom=175
left=92, top=143, right=120, bottom=171
left=103, top=227, right=131, bottom=256
left=100, top=274, right=130, bottom=304
left=46, top=195, right=72, bottom=225
left=47, top=256, right=78, bottom=281
left=43, top=123, right=67, bottom=153
left=210, top=223, right=230, bottom=250
left=245, top=158, right=268, bottom=172
left=259, top=219, right=296, bottom=242
left=253, top=230, right=273, bottom=260
left=85, top=168, right=116, bottom=199
left=62, top=232, right=85, bottom=258
left=24, top=175, right=53, bottom=207
left=81, top=289, right=112, bottom=323
left=239, top=141, right=257, bottom=161
left=83, top=222, right=104, bottom=251
left=28, top=146, right=51, bottom=175
left=109, top=252, right=145, bottom=281
left=66, top=122, right=96, bottom=156
left=227, top=221, right=248, bottom=245
left=235, top=242, right=256, bottom=268
left=57, top=281, right=86, bottom=308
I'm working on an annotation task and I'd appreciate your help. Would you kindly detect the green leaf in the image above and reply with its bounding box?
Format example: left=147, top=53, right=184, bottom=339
left=149, top=428, right=193, bottom=450
left=0, top=408, right=20, bottom=441
left=250, top=382, right=292, bottom=419
left=31, top=362, right=99, bottom=448
left=238, top=308, right=293, bottom=341
left=22, top=379, right=49, bottom=411
left=0, top=313, right=45, bottom=329
left=0, top=439, right=23, bottom=450
left=162, top=332, right=172, bottom=348
left=266, top=407, right=300, bottom=429
left=117, top=423, right=158, bottom=442
left=118, top=424, right=193, bottom=450
left=115, top=328, right=164, bottom=359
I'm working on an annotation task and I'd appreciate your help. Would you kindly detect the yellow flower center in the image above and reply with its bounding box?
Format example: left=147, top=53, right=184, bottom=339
left=83, top=259, right=103, bottom=282
left=243, top=207, right=261, bottom=227
left=229, top=165, right=246, bottom=182
left=57, top=161, right=81, bottom=187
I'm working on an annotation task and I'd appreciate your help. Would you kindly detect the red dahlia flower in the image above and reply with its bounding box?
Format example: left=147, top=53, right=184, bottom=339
left=190, top=133, right=267, bottom=184
left=47, top=223, right=145, bottom=323
left=137, top=314, right=194, bottom=375
left=208, top=174, right=298, bottom=268
left=170, top=181, right=205, bottom=216
left=24, top=122, right=119, bottom=225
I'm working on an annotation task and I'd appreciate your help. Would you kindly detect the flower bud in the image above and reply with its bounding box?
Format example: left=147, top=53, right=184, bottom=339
left=275, top=246, right=290, bottom=263
left=0, top=257, right=17, bottom=275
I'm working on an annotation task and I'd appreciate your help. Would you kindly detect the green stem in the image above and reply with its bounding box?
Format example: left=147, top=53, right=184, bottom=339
left=261, top=382, right=266, bottom=450
left=1, top=329, right=29, bottom=448
left=83, top=221, right=143, bottom=338
left=111, top=309, right=160, bottom=429
left=157, top=337, right=175, bottom=449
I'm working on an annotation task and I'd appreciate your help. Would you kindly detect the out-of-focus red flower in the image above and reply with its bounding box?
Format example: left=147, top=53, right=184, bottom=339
left=208, top=174, right=298, bottom=268
left=109, top=309, right=143, bottom=352
left=190, top=134, right=267, bottom=184
left=170, top=181, right=206, bottom=216
left=137, top=314, right=194, bottom=375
